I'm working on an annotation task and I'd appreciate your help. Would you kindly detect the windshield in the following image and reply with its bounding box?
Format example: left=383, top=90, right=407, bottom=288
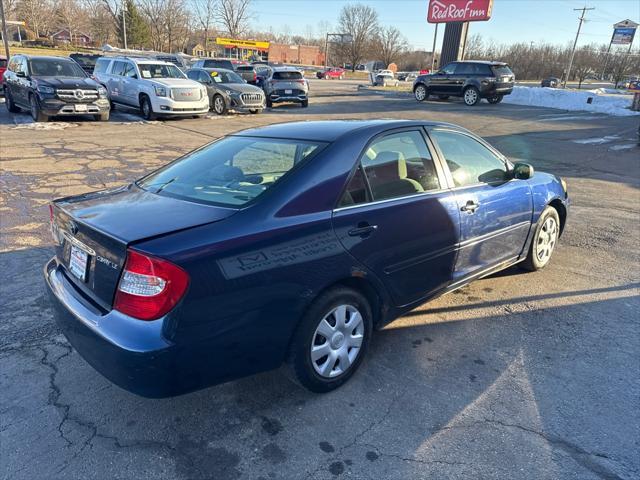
left=71, top=55, right=100, bottom=68
left=210, top=70, right=244, bottom=84
left=273, top=71, right=302, bottom=80
left=138, top=63, right=185, bottom=79
left=138, top=136, right=325, bottom=207
left=30, top=59, right=86, bottom=77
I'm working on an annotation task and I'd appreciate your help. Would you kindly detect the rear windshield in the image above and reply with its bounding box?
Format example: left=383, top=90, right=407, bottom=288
left=273, top=71, right=302, bottom=80
left=138, top=137, right=325, bottom=207
left=492, top=65, right=513, bottom=76
left=204, top=60, right=233, bottom=69
left=30, top=58, right=86, bottom=77
left=70, top=55, right=100, bottom=68
left=138, top=63, right=185, bottom=79
left=236, top=66, right=254, bottom=71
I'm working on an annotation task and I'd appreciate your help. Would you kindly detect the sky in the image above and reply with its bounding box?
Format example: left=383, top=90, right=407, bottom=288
left=251, top=0, right=640, bottom=51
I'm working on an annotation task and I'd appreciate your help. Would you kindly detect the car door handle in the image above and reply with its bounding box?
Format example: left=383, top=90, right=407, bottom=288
left=348, top=224, right=378, bottom=237
left=461, top=200, right=480, bottom=213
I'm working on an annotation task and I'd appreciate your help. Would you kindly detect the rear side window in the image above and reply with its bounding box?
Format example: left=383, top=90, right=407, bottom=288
left=138, top=137, right=325, bottom=207
left=492, top=65, right=513, bottom=77
left=455, top=63, right=492, bottom=75
left=94, top=58, right=109, bottom=74
left=111, top=61, right=126, bottom=76
left=273, top=71, right=302, bottom=80
left=431, top=130, right=508, bottom=186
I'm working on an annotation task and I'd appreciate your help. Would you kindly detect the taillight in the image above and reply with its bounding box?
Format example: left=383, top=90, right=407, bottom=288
left=114, top=249, right=189, bottom=321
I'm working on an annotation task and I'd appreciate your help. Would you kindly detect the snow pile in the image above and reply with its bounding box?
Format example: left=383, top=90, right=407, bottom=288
left=503, top=86, right=639, bottom=116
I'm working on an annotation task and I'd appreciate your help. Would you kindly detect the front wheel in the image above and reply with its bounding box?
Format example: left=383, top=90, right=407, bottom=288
left=140, top=95, right=156, bottom=120
left=94, top=112, right=109, bottom=122
left=414, top=84, right=428, bottom=102
left=5, top=89, right=20, bottom=112
left=29, top=95, right=48, bottom=122
left=287, top=287, right=372, bottom=393
left=487, top=95, right=503, bottom=104
left=266, top=98, right=273, bottom=108
left=249, top=109, right=261, bottom=114
left=301, top=99, right=309, bottom=108
left=463, top=86, right=481, bottom=106
left=212, top=94, right=227, bottom=115
left=520, top=206, right=560, bottom=271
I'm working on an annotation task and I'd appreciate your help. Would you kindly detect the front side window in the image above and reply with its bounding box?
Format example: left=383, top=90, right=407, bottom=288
left=138, top=137, right=325, bottom=207
left=359, top=131, right=440, bottom=201
left=124, top=63, right=137, bottom=78
left=29, top=59, right=85, bottom=77
left=440, top=63, right=456, bottom=75
left=138, top=63, right=185, bottom=79
left=430, top=130, right=508, bottom=187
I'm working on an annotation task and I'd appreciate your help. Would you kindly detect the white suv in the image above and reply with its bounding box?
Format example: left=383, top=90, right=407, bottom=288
left=94, top=56, right=209, bottom=120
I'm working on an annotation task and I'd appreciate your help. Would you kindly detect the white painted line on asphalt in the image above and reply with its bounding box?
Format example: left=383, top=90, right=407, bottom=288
left=572, top=135, right=620, bottom=145
left=609, top=144, right=636, bottom=151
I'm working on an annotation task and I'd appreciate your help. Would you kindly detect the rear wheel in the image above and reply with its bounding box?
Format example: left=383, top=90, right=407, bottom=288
left=487, top=95, right=503, bottom=104
left=29, top=94, right=48, bottom=122
left=463, top=86, right=480, bottom=106
left=140, top=95, right=156, bottom=120
left=414, top=84, right=428, bottom=102
left=287, top=287, right=372, bottom=393
left=5, top=89, right=20, bottom=112
left=521, top=206, right=560, bottom=271
left=212, top=94, right=227, bottom=115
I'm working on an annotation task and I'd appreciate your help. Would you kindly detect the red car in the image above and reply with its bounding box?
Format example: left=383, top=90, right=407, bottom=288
left=316, top=67, right=345, bottom=80
left=0, top=56, right=7, bottom=95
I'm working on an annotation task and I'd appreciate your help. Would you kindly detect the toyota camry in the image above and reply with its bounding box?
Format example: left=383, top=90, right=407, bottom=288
left=45, top=120, right=569, bottom=397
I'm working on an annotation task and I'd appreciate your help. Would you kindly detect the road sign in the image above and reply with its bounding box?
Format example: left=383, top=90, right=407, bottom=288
left=427, top=0, right=494, bottom=23
left=612, top=27, right=636, bottom=45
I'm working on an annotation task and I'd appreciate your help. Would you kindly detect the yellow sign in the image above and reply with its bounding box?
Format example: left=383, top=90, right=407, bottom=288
left=215, top=37, right=270, bottom=50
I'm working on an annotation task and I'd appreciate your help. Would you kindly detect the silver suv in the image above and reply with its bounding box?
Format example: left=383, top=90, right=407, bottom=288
left=263, top=67, right=308, bottom=108
left=94, top=56, right=209, bottom=120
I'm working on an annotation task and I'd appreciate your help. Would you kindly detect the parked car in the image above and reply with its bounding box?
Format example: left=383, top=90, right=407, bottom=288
left=263, top=66, right=308, bottom=108
left=3, top=55, right=110, bottom=122
left=69, top=53, right=102, bottom=75
left=541, top=77, right=560, bottom=88
left=154, top=54, right=189, bottom=70
left=413, top=60, right=515, bottom=106
left=316, top=67, right=345, bottom=80
left=0, top=55, right=6, bottom=95
left=186, top=67, right=264, bottom=115
left=94, top=56, right=209, bottom=120
left=235, top=64, right=258, bottom=84
left=254, top=64, right=273, bottom=88
left=192, top=58, right=236, bottom=70
left=45, top=119, right=569, bottom=397
left=374, top=73, right=399, bottom=87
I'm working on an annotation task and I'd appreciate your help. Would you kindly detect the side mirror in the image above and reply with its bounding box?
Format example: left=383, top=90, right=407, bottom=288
left=512, top=162, right=534, bottom=180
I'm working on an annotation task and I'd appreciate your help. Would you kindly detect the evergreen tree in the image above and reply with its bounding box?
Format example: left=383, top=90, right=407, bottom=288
left=116, top=0, right=150, bottom=49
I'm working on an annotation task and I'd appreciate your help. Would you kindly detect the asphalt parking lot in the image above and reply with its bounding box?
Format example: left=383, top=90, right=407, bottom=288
left=1, top=79, right=639, bottom=480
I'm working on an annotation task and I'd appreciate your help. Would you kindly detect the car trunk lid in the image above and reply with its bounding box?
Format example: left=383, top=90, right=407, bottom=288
left=51, top=183, right=236, bottom=310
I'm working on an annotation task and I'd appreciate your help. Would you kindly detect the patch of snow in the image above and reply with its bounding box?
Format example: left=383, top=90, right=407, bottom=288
left=11, top=122, right=77, bottom=130
left=572, top=135, right=620, bottom=145
left=503, top=86, right=639, bottom=117
left=609, top=144, right=637, bottom=151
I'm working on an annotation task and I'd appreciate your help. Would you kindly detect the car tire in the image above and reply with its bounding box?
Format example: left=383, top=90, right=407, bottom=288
left=487, top=95, right=503, bottom=104
left=249, top=109, right=260, bottom=114
left=212, top=94, right=227, bottom=115
left=438, top=95, right=450, bottom=100
left=463, top=86, right=481, bottom=106
left=140, top=95, right=156, bottom=120
left=109, top=100, right=116, bottom=111
left=266, top=98, right=273, bottom=108
left=286, top=286, right=372, bottom=393
left=301, top=99, right=309, bottom=108
left=5, top=89, right=20, bottom=112
left=29, top=94, right=48, bottom=122
left=414, top=84, right=428, bottom=102
left=94, top=112, right=109, bottom=122
left=520, top=206, right=561, bottom=272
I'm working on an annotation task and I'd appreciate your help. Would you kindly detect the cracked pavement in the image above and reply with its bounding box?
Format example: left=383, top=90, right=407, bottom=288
left=1, top=80, right=639, bottom=479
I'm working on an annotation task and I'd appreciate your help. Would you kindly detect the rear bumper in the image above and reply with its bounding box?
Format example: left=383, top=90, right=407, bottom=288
left=481, top=84, right=513, bottom=96
left=44, top=257, right=188, bottom=398
left=268, top=93, right=307, bottom=103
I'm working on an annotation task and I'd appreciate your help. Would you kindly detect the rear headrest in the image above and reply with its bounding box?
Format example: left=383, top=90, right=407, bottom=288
left=373, top=151, right=407, bottom=179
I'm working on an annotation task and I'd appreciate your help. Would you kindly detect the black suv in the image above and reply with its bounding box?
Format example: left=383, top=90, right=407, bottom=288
left=413, top=60, right=514, bottom=106
left=3, top=55, right=110, bottom=122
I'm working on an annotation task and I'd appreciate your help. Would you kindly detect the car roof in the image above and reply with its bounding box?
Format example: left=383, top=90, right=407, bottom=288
left=232, top=120, right=468, bottom=142
left=272, top=66, right=302, bottom=72
left=455, top=60, right=508, bottom=66
left=21, top=55, right=75, bottom=62
left=193, top=67, right=234, bottom=74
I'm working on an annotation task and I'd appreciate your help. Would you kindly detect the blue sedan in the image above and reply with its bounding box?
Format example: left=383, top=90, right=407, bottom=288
left=45, top=120, right=569, bottom=397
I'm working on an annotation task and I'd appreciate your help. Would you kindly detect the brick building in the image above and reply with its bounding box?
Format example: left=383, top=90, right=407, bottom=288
left=191, top=38, right=324, bottom=66
left=268, top=44, right=324, bottom=66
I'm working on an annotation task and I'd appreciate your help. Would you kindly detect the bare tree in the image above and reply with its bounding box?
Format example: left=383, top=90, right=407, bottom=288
left=215, top=0, right=250, bottom=38
left=376, top=26, right=407, bottom=68
left=192, top=0, right=216, bottom=50
left=55, top=0, right=88, bottom=43
left=16, top=0, right=53, bottom=38
left=337, top=3, right=378, bottom=70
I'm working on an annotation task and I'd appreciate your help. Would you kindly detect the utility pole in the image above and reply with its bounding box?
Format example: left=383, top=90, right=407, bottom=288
left=122, top=0, right=128, bottom=49
left=563, top=6, right=594, bottom=88
left=430, top=23, right=439, bottom=72
left=0, top=0, right=11, bottom=60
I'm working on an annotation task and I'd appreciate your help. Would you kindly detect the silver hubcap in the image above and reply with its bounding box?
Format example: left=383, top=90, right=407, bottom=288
left=311, top=304, right=364, bottom=378
left=465, top=89, right=478, bottom=104
left=536, top=217, right=558, bottom=264
left=214, top=97, right=224, bottom=113
left=415, top=86, right=426, bottom=100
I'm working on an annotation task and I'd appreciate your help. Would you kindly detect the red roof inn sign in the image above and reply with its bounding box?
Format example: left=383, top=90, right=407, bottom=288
left=427, top=0, right=494, bottom=23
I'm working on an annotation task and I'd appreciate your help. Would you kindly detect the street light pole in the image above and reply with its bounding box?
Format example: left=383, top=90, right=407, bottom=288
left=430, top=23, right=439, bottom=72
left=563, top=6, right=594, bottom=88
left=122, top=0, right=128, bottom=49
left=0, top=0, right=11, bottom=60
